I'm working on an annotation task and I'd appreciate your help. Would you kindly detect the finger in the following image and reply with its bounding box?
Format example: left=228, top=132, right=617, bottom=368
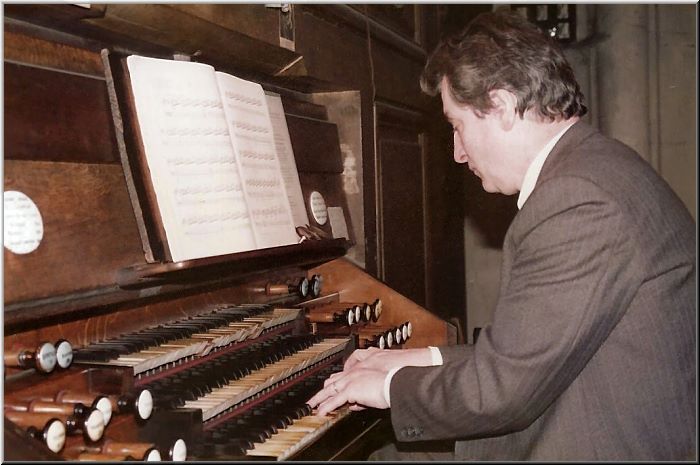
left=307, top=385, right=332, bottom=408
left=343, top=351, right=362, bottom=370
left=349, top=404, right=366, bottom=411
left=344, top=347, right=378, bottom=370
left=323, top=371, right=344, bottom=388
left=328, top=371, right=345, bottom=382
left=306, top=392, right=323, bottom=408
left=316, top=392, right=348, bottom=417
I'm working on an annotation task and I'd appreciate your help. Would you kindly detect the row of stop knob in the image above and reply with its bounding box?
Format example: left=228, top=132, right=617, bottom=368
left=306, top=299, right=383, bottom=325
left=4, top=339, right=74, bottom=373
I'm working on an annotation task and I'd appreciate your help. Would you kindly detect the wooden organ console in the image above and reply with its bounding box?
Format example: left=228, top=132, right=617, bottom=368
left=3, top=4, right=456, bottom=461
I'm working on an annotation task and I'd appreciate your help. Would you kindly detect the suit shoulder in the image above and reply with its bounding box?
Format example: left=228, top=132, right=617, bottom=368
left=553, top=130, right=647, bottom=181
left=529, top=129, right=695, bottom=250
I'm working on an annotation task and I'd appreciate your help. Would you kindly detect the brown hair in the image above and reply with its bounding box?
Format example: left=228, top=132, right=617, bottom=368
left=421, top=10, right=587, bottom=120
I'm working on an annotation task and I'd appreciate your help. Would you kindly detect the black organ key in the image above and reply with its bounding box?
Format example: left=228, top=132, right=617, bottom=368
left=89, top=341, right=146, bottom=354
left=133, top=327, right=186, bottom=338
left=72, top=348, right=118, bottom=363
left=165, top=322, right=207, bottom=333
left=189, top=318, right=227, bottom=329
left=118, top=333, right=168, bottom=344
left=213, top=308, right=250, bottom=320
left=219, top=421, right=271, bottom=442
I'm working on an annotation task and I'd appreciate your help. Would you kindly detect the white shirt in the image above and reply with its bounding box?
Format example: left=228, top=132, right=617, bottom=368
left=382, top=121, right=577, bottom=406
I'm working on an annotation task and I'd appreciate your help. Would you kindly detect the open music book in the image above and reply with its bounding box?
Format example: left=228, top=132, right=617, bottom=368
left=126, top=55, right=308, bottom=262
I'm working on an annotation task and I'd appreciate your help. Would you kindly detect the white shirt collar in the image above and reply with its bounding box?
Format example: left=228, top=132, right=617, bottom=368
left=517, top=121, right=577, bottom=209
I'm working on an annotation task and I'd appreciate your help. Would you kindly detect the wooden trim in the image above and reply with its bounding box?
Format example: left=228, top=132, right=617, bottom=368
left=102, top=49, right=167, bottom=262
left=303, top=5, right=427, bottom=60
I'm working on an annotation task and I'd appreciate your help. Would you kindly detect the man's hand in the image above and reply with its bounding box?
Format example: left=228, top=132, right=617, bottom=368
left=307, top=367, right=388, bottom=417
left=307, top=347, right=436, bottom=417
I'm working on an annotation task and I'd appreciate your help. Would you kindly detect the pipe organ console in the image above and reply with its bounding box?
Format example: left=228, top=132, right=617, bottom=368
left=3, top=4, right=456, bottom=461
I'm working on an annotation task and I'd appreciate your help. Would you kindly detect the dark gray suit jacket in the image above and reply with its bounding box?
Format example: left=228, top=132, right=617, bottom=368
left=390, top=121, right=696, bottom=460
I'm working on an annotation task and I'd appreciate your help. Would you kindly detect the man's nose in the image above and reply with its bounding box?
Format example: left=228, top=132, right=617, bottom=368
left=453, top=132, right=468, bottom=164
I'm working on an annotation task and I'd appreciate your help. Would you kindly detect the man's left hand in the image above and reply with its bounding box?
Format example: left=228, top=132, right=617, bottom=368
left=307, top=367, right=389, bottom=416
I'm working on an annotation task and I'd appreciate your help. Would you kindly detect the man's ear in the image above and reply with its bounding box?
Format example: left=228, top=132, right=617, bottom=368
left=488, top=89, right=518, bottom=131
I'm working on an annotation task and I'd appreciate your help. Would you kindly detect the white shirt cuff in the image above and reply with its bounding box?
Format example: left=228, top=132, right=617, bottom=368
left=382, top=347, right=444, bottom=407
left=383, top=367, right=401, bottom=407
left=429, top=346, right=444, bottom=366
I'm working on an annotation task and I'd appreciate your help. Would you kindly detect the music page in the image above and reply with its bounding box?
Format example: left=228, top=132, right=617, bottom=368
left=126, top=55, right=256, bottom=261
left=265, top=93, right=310, bottom=228
left=215, top=72, right=298, bottom=249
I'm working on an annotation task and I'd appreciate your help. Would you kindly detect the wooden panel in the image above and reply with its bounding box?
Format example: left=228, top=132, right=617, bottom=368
left=294, top=7, right=373, bottom=90
left=377, top=136, right=426, bottom=306
left=302, top=5, right=426, bottom=59
left=3, top=30, right=104, bottom=76
left=3, top=160, right=143, bottom=304
left=281, top=95, right=329, bottom=121
left=374, top=102, right=427, bottom=307
left=82, top=4, right=304, bottom=78
left=363, top=4, right=419, bottom=42
left=169, top=4, right=281, bottom=47
left=286, top=115, right=344, bottom=173
left=296, top=5, right=429, bottom=107
left=3, top=62, right=118, bottom=164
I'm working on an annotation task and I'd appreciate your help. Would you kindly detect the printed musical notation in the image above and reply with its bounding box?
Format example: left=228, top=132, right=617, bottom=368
left=216, top=71, right=298, bottom=250
left=126, top=55, right=301, bottom=261
left=266, top=93, right=310, bottom=228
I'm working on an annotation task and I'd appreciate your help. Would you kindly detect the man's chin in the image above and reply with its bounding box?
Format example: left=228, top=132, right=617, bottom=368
left=481, top=183, right=511, bottom=196
left=481, top=181, right=497, bottom=193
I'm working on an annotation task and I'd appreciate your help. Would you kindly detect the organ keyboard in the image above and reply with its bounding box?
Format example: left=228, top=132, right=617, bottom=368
left=73, top=306, right=302, bottom=375
left=171, top=336, right=349, bottom=420
left=192, top=361, right=352, bottom=461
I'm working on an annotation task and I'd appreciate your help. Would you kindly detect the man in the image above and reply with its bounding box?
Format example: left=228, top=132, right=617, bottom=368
left=307, top=10, right=696, bottom=461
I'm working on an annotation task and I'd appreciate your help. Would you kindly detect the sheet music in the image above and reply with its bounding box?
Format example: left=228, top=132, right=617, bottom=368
left=215, top=72, right=298, bottom=249
left=126, top=56, right=256, bottom=261
left=265, top=93, right=310, bottom=228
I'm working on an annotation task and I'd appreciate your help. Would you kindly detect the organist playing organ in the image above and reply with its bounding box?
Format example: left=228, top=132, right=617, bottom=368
left=6, top=5, right=692, bottom=463
left=307, top=10, right=696, bottom=462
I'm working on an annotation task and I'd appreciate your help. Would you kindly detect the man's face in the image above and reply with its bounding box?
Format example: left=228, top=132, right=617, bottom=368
left=440, top=79, right=517, bottom=195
